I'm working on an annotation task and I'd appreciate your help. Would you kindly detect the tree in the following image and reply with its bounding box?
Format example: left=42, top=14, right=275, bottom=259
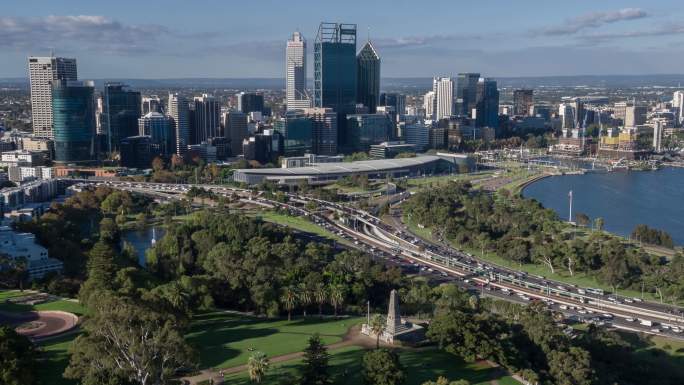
left=422, top=378, right=470, bottom=385
left=575, top=213, right=590, bottom=228
left=547, top=347, right=594, bottom=385
left=361, top=349, right=406, bottom=385
left=370, top=314, right=386, bottom=349
left=593, top=217, right=604, bottom=232
left=281, top=286, right=297, bottom=321
left=314, top=283, right=327, bottom=317
left=0, top=326, right=37, bottom=385
left=152, top=156, right=165, bottom=172
left=328, top=284, right=346, bottom=317
left=65, top=293, right=195, bottom=385
left=299, top=334, right=331, bottom=385
left=298, top=282, right=312, bottom=317
left=248, top=351, right=269, bottom=383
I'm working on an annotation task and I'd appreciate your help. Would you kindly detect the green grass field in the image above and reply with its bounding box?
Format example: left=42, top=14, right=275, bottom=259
left=254, top=211, right=349, bottom=245
left=186, top=311, right=362, bottom=369
left=0, top=290, right=86, bottom=315
left=36, top=334, right=79, bottom=385
left=221, top=346, right=520, bottom=385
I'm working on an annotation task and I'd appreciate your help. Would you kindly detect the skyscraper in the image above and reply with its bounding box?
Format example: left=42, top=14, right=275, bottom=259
left=193, top=94, right=221, bottom=144
left=274, top=110, right=314, bottom=156
left=475, top=78, right=499, bottom=128
left=167, top=93, right=190, bottom=157
left=102, top=82, right=141, bottom=154
left=286, top=31, right=311, bottom=110
left=224, top=111, right=248, bottom=156
left=236, top=92, right=264, bottom=114
left=433, top=77, right=454, bottom=120
left=423, top=91, right=436, bottom=119
left=314, top=22, right=357, bottom=151
left=673, top=91, right=684, bottom=124
left=52, top=80, right=96, bottom=163
left=380, top=93, right=406, bottom=118
left=513, top=89, right=534, bottom=116
left=138, top=112, right=175, bottom=157
left=28, top=56, right=78, bottom=138
left=142, top=96, right=164, bottom=115
left=455, top=73, right=480, bottom=117
left=304, top=107, right=338, bottom=155
left=356, top=40, right=380, bottom=113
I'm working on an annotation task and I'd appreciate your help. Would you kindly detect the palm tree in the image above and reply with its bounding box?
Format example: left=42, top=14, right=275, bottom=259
left=328, top=284, right=346, bottom=317
left=247, top=351, right=269, bottom=383
left=369, top=314, right=386, bottom=349
left=298, top=282, right=312, bottom=318
left=281, top=286, right=297, bottom=321
left=313, top=283, right=327, bottom=318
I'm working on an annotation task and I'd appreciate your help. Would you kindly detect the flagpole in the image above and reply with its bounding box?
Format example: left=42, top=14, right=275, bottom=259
left=568, top=190, right=573, bottom=223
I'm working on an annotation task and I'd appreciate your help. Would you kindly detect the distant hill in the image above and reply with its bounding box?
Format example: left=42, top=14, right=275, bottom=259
left=2, top=74, right=684, bottom=90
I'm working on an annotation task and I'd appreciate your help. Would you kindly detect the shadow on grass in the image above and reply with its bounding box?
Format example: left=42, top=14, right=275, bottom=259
left=36, top=333, right=80, bottom=385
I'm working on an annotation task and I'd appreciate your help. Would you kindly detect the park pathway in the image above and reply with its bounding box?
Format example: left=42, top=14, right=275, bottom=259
left=181, top=324, right=379, bottom=385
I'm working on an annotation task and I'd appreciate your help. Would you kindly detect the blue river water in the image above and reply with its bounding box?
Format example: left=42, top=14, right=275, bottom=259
left=522, top=167, right=684, bottom=245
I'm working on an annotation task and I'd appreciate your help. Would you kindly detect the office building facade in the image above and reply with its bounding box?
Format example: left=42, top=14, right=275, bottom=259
left=475, top=78, right=499, bottom=128
left=237, top=92, right=264, bottom=114
left=456, top=73, right=480, bottom=117
left=52, top=80, right=96, bottom=163
left=167, top=93, right=190, bottom=157
left=304, top=107, right=338, bottom=155
left=314, top=22, right=357, bottom=151
left=286, top=31, right=311, bottom=110
left=138, top=112, right=175, bottom=157
left=28, top=56, right=78, bottom=138
left=356, top=41, right=380, bottom=113
left=434, top=77, right=454, bottom=120
left=102, top=83, right=141, bottom=154
left=513, top=89, right=534, bottom=116
left=224, top=111, right=248, bottom=156
left=346, top=113, right=391, bottom=152
left=193, top=94, right=220, bottom=144
left=274, top=111, right=314, bottom=156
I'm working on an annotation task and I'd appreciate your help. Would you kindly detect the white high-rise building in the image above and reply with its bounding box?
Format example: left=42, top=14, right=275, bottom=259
left=559, top=103, right=575, bottom=129
left=653, top=118, right=665, bottom=152
left=27, top=56, right=78, bottom=138
left=167, top=93, right=189, bottom=157
left=423, top=91, right=436, bottom=119
left=673, top=91, right=684, bottom=124
left=286, top=31, right=311, bottom=110
left=433, top=77, right=454, bottom=120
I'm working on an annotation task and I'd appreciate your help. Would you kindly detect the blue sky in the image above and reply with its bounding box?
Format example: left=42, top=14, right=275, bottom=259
left=2, top=0, right=684, bottom=78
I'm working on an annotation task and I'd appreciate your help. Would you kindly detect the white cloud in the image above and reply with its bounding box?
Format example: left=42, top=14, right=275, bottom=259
left=0, top=15, right=169, bottom=54
left=541, top=8, right=648, bottom=36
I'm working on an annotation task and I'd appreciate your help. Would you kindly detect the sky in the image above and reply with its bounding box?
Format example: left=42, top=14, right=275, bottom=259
left=2, top=0, right=684, bottom=79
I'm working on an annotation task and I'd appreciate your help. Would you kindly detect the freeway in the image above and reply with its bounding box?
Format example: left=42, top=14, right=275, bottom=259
left=75, top=179, right=684, bottom=339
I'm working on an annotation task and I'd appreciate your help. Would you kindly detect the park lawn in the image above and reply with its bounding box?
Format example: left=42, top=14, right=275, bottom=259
left=255, top=210, right=350, bottom=245
left=0, top=291, right=85, bottom=316
left=407, top=171, right=495, bottom=189
left=0, top=289, right=28, bottom=301
left=185, top=311, right=362, bottom=370
left=36, top=333, right=79, bottom=385
left=221, top=346, right=520, bottom=385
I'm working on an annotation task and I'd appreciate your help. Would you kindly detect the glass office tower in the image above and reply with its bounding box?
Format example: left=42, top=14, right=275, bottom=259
left=346, top=113, right=391, bottom=152
left=314, top=22, right=357, bottom=152
left=356, top=41, right=380, bottom=114
left=52, top=80, right=97, bottom=163
left=476, top=78, right=499, bottom=128
left=103, top=83, right=142, bottom=154
left=456, top=73, right=480, bottom=117
left=274, top=111, right=313, bottom=156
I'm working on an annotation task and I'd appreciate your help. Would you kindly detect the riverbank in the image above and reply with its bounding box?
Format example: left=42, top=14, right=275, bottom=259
left=522, top=166, right=684, bottom=247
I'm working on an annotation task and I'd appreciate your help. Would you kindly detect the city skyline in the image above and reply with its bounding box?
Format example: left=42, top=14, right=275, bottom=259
left=3, top=0, right=684, bottom=78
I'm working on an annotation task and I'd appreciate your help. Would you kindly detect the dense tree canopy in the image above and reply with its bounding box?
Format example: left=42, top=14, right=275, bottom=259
left=403, top=181, right=682, bottom=301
